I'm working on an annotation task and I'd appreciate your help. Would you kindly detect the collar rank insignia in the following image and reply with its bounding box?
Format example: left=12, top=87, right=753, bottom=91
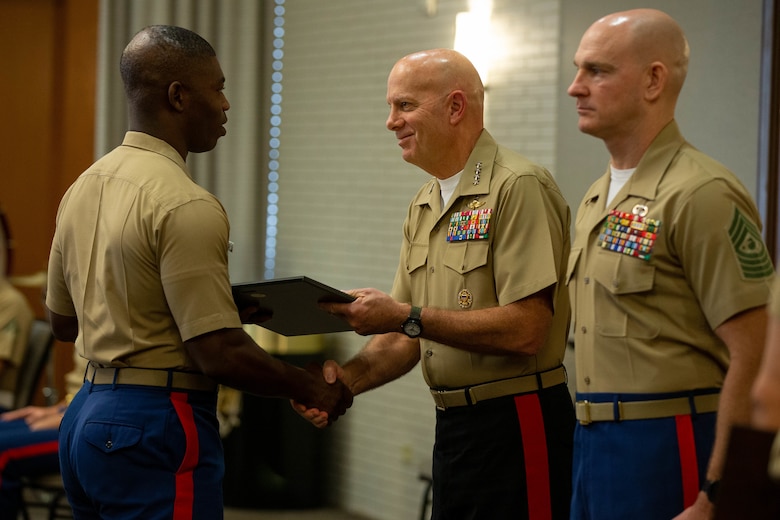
left=472, top=161, right=482, bottom=185
left=447, top=208, right=492, bottom=241
left=597, top=209, right=661, bottom=260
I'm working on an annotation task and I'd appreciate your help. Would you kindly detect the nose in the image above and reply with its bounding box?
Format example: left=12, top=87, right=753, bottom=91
left=567, top=71, right=585, bottom=98
left=222, top=92, right=231, bottom=111
left=386, top=107, right=401, bottom=131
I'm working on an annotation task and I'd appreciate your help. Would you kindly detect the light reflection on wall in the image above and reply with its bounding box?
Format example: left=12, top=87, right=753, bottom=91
left=454, top=0, right=494, bottom=87
left=265, top=0, right=286, bottom=280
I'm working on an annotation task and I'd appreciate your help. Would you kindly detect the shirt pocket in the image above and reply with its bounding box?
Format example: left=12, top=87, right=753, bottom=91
left=442, top=241, right=489, bottom=274
left=591, top=250, right=659, bottom=338
left=405, top=242, right=428, bottom=275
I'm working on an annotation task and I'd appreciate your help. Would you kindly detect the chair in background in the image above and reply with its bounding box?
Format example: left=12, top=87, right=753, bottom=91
left=13, top=319, right=72, bottom=520
left=13, top=319, right=56, bottom=410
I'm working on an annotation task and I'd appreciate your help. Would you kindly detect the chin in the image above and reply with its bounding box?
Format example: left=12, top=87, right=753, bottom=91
left=577, top=122, right=601, bottom=137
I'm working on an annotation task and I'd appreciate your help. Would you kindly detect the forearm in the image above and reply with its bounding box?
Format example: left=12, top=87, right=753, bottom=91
left=328, top=287, right=553, bottom=357
left=420, top=300, right=551, bottom=356
left=706, top=361, right=757, bottom=480
left=185, top=328, right=318, bottom=403
left=342, top=333, right=420, bottom=396
left=709, top=306, right=768, bottom=479
left=751, top=319, right=780, bottom=430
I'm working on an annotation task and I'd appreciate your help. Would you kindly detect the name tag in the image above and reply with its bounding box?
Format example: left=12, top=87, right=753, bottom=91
left=447, top=208, right=492, bottom=241
left=598, top=210, right=661, bottom=260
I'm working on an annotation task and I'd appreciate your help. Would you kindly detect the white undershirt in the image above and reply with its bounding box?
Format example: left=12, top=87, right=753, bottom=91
left=607, top=165, right=636, bottom=206
left=439, top=171, right=463, bottom=209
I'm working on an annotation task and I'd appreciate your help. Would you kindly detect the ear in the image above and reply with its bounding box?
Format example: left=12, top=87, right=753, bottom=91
left=644, top=62, right=667, bottom=102
left=448, top=90, right=467, bottom=124
left=167, top=81, right=186, bottom=112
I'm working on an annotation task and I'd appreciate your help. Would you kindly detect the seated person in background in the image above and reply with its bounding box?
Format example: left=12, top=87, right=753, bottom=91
left=0, top=206, right=33, bottom=412
left=0, top=351, right=86, bottom=520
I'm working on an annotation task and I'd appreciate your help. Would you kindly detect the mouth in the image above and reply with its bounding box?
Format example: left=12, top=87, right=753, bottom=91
left=575, top=104, right=592, bottom=115
left=396, top=133, right=413, bottom=146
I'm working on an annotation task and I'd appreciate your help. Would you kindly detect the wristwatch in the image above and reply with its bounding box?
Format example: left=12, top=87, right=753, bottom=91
left=702, top=479, right=720, bottom=503
left=401, top=305, right=423, bottom=338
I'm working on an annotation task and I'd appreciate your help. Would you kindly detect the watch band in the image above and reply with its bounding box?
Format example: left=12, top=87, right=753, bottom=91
left=702, top=479, right=720, bottom=503
left=401, top=305, right=423, bottom=338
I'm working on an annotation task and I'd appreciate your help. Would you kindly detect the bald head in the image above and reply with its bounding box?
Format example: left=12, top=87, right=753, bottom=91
left=590, top=9, right=689, bottom=96
left=391, top=49, right=485, bottom=118
left=120, top=25, right=216, bottom=113
left=385, top=48, right=486, bottom=177
left=569, top=9, right=690, bottom=165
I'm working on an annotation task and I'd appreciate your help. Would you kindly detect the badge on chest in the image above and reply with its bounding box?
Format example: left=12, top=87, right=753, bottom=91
left=447, top=208, right=492, bottom=242
left=598, top=206, right=661, bottom=260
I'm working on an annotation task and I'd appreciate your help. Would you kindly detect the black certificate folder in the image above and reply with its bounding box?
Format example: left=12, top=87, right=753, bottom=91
left=231, top=276, right=355, bottom=336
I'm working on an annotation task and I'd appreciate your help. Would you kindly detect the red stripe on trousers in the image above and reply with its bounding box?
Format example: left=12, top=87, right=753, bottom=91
left=170, top=392, right=200, bottom=520
left=0, top=439, right=59, bottom=488
left=675, top=414, right=699, bottom=508
left=515, top=393, right=552, bottom=520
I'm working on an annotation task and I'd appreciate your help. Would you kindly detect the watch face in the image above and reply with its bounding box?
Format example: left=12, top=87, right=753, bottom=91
left=403, top=321, right=422, bottom=337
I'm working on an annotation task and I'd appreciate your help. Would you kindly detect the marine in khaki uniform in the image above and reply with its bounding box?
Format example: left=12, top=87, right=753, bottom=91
left=0, top=279, right=32, bottom=411
left=45, top=26, right=351, bottom=518
left=0, top=208, right=33, bottom=412
left=567, top=9, right=773, bottom=520
left=297, top=49, right=575, bottom=519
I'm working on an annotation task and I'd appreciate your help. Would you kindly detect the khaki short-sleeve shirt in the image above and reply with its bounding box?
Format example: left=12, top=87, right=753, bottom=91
left=568, top=121, right=773, bottom=394
left=0, top=279, right=33, bottom=394
left=391, top=130, right=571, bottom=388
left=46, top=132, right=241, bottom=370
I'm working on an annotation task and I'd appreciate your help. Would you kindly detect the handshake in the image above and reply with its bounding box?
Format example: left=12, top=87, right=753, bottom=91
left=292, top=360, right=353, bottom=428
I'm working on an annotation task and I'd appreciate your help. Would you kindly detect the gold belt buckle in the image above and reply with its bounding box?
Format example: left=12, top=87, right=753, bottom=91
left=579, top=400, right=592, bottom=425
left=432, top=390, right=447, bottom=410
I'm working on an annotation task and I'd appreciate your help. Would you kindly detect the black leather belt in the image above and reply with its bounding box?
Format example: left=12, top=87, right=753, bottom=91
left=430, top=366, right=567, bottom=410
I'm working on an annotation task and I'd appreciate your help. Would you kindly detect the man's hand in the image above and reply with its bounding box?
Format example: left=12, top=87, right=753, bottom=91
left=301, top=362, right=353, bottom=422
left=321, top=288, right=406, bottom=336
left=1, top=404, right=66, bottom=431
left=671, top=492, right=714, bottom=520
left=292, top=360, right=351, bottom=428
left=237, top=304, right=273, bottom=325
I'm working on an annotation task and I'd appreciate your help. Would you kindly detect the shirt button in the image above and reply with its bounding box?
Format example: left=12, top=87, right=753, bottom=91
left=584, top=377, right=591, bottom=385
left=430, top=267, right=435, bottom=273
left=612, top=280, right=619, bottom=289
left=105, top=440, right=113, bottom=449
left=580, top=326, right=587, bottom=334
left=425, top=349, right=433, bottom=358
left=584, top=277, right=590, bottom=284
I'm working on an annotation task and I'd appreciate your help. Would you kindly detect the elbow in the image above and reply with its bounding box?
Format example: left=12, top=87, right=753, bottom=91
left=513, top=336, right=546, bottom=356
left=51, top=324, right=78, bottom=343
left=751, top=376, right=780, bottom=430
left=52, top=328, right=77, bottom=343
left=48, top=311, right=78, bottom=343
left=510, top=319, right=552, bottom=356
